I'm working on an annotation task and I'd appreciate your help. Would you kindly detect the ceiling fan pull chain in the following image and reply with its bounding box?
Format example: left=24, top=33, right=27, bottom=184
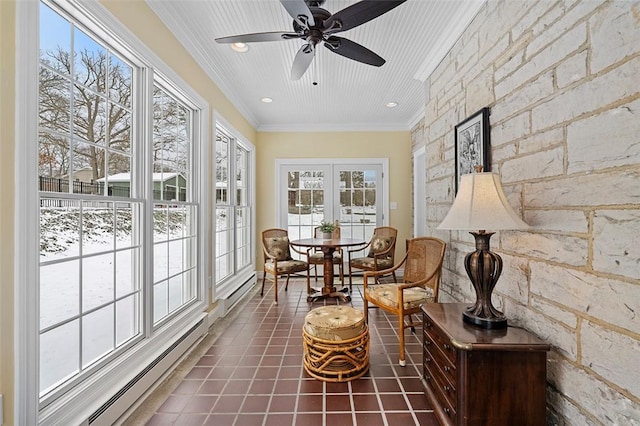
left=313, top=50, right=318, bottom=86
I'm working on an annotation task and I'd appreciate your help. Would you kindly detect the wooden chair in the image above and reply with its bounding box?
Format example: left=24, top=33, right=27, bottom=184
left=347, top=226, right=398, bottom=290
left=261, top=228, right=310, bottom=304
left=307, top=225, right=344, bottom=284
left=363, top=237, right=446, bottom=366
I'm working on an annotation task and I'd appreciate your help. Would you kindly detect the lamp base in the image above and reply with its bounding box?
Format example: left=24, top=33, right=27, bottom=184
left=463, top=309, right=507, bottom=329
left=462, top=231, right=509, bottom=330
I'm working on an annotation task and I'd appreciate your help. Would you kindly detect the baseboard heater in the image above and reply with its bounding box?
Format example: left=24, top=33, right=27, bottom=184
left=87, top=319, right=207, bottom=425
left=218, top=273, right=257, bottom=317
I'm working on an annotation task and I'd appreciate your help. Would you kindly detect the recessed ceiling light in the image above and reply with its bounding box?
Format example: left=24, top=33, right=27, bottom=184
left=231, top=42, right=249, bottom=53
left=386, top=102, right=398, bottom=108
left=261, top=97, right=273, bottom=103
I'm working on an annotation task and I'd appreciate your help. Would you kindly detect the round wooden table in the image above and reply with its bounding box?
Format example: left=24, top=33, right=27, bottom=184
left=290, top=237, right=365, bottom=302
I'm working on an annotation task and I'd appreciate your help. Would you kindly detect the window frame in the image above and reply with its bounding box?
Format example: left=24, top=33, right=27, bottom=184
left=16, top=0, right=210, bottom=423
left=212, top=115, right=256, bottom=301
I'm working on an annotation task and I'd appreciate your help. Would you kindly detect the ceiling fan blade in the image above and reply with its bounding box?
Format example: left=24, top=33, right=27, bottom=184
left=324, top=36, right=385, bottom=66
left=291, top=44, right=315, bottom=80
left=280, top=0, right=315, bottom=28
left=215, top=31, right=301, bottom=44
left=324, top=0, right=407, bottom=33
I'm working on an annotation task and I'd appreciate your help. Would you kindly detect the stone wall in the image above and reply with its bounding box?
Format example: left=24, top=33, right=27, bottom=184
left=413, top=0, right=640, bottom=423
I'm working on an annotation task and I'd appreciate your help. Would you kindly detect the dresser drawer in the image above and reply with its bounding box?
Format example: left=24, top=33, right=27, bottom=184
left=423, top=317, right=457, bottom=367
left=423, top=363, right=457, bottom=424
left=424, top=352, right=457, bottom=407
left=424, top=343, right=457, bottom=409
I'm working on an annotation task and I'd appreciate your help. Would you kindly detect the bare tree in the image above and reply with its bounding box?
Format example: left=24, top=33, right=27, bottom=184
left=39, top=46, right=132, bottom=182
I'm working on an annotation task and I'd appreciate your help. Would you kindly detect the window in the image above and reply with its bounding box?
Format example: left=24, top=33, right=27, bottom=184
left=38, top=1, right=141, bottom=398
left=152, top=85, right=198, bottom=325
left=25, top=0, right=208, bottom=419
left=214, top=124, right=254, bottom=293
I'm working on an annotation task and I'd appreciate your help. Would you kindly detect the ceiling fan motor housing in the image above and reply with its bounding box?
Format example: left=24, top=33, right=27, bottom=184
left=305, top=0, right=326, bottom=7
left=292, top=7, right=331, bottom=34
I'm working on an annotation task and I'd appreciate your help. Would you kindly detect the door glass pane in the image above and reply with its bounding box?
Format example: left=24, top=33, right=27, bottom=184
left=339, top=168, right=379, bottom=240
left=287, top=170, right=324, bottom=241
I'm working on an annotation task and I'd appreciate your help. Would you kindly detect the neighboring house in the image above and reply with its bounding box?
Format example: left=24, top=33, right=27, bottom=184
left=59, top=166, right=94, bottom=183
left=97, top=172, right=187, bottom=200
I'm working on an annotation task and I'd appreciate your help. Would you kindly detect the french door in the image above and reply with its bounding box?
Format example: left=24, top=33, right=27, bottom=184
left=277, top=159, right=388, bottom=246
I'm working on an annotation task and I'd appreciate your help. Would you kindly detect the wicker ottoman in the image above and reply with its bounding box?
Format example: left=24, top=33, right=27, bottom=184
left=302, top=305, right=369, bottom=382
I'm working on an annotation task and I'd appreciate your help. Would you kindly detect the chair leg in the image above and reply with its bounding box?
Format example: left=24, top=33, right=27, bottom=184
left=348, top=263, right=353, bottom=291
left=285, top=274, right=290, bottom=291
left=398, top=313, right=406, bottom=366
left=363, top=297, right=369, bottom=323
left=274, top=274, right=278, bottom=304
left=314, top=264, right=318, bottom=282
left=392, top=270, right=397, bottom=283
left=260, top=270, right=267, bottom=296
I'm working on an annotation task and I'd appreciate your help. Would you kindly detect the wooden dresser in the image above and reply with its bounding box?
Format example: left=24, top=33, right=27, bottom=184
left=422, top=303, right=550, bottom=426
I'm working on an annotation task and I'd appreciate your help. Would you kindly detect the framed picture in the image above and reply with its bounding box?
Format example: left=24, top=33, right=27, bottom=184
left=454, top=107, right=490, bottom=193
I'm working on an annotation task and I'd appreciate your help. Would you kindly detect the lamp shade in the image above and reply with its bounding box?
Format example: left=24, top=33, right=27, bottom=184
left=438, top=172, right=529, bottom=231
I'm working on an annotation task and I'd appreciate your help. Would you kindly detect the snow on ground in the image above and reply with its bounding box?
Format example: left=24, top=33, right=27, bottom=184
left=38, top=206, right=377, bottom=394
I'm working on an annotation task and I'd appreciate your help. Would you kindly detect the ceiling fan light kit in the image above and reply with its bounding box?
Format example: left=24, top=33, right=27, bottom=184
left=215, top=0, right=407, bottom=80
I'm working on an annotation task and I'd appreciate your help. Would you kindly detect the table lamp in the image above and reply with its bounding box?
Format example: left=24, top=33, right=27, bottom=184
left=438, top=168, right=529, bottom=329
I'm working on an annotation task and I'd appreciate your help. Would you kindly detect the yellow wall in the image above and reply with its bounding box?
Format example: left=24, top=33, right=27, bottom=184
left=255, top=131, right=413, bottom=270
left=0, top=1, right=16, bottom=424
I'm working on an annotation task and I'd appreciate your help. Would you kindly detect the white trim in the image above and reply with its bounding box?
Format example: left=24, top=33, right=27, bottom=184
left=413, top=0, right=486, bottom=82
left=15, top=1, right=41, bottom=423
left=258, top=122, right=411, bottom=132
left=198, top=103, right=211, bottom=309
left=413, top=146, right=427, bottom=237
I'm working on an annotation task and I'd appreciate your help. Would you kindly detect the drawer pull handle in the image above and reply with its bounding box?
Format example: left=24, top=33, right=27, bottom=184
left=425, top=374, right=431, bottom=381
left=443, top=343, right=451, bottom=350
left=444, top=407, right=451, bottom=415
left=425, top=358, right=431, bottom=363
left=444, top=385, right=451, bottom=392
left=444, top=366, right=450, bottom=373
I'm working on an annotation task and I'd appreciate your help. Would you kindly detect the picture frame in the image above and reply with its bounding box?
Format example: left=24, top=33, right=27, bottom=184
left=454, top=107, right=490, bottom=193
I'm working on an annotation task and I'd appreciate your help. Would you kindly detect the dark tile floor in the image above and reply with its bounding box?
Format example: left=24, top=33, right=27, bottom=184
left=137, top=277, right=439, bottom=426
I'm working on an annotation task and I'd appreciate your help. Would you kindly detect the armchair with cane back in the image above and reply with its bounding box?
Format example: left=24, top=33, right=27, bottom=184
left=363, top=237, right=446, bottom=366
left=261, top=228, right=310, bottom=304
left=347, top=226, right=398, bottom=290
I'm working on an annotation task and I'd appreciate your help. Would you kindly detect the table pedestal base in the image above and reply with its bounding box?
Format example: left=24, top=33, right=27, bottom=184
left=307, top=286, right=351, bottom=303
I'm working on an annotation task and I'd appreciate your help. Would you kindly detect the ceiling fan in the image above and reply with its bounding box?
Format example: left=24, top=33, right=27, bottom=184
left=215, top=0, right=407, bottom=80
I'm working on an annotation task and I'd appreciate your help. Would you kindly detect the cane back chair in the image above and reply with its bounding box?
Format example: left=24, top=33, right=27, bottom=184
left=347, top=226, right=398, bottom=290
left=261, top=228, right=310, bottom=304
left=363, top=237, right=446, bottom=366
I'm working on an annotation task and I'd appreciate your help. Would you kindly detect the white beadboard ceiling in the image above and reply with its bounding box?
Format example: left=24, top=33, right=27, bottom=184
left=146, top=0, right=485, bottom=132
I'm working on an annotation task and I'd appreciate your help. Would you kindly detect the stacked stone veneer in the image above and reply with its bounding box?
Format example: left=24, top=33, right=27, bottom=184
left=412, top=0, right=640, bottom=424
